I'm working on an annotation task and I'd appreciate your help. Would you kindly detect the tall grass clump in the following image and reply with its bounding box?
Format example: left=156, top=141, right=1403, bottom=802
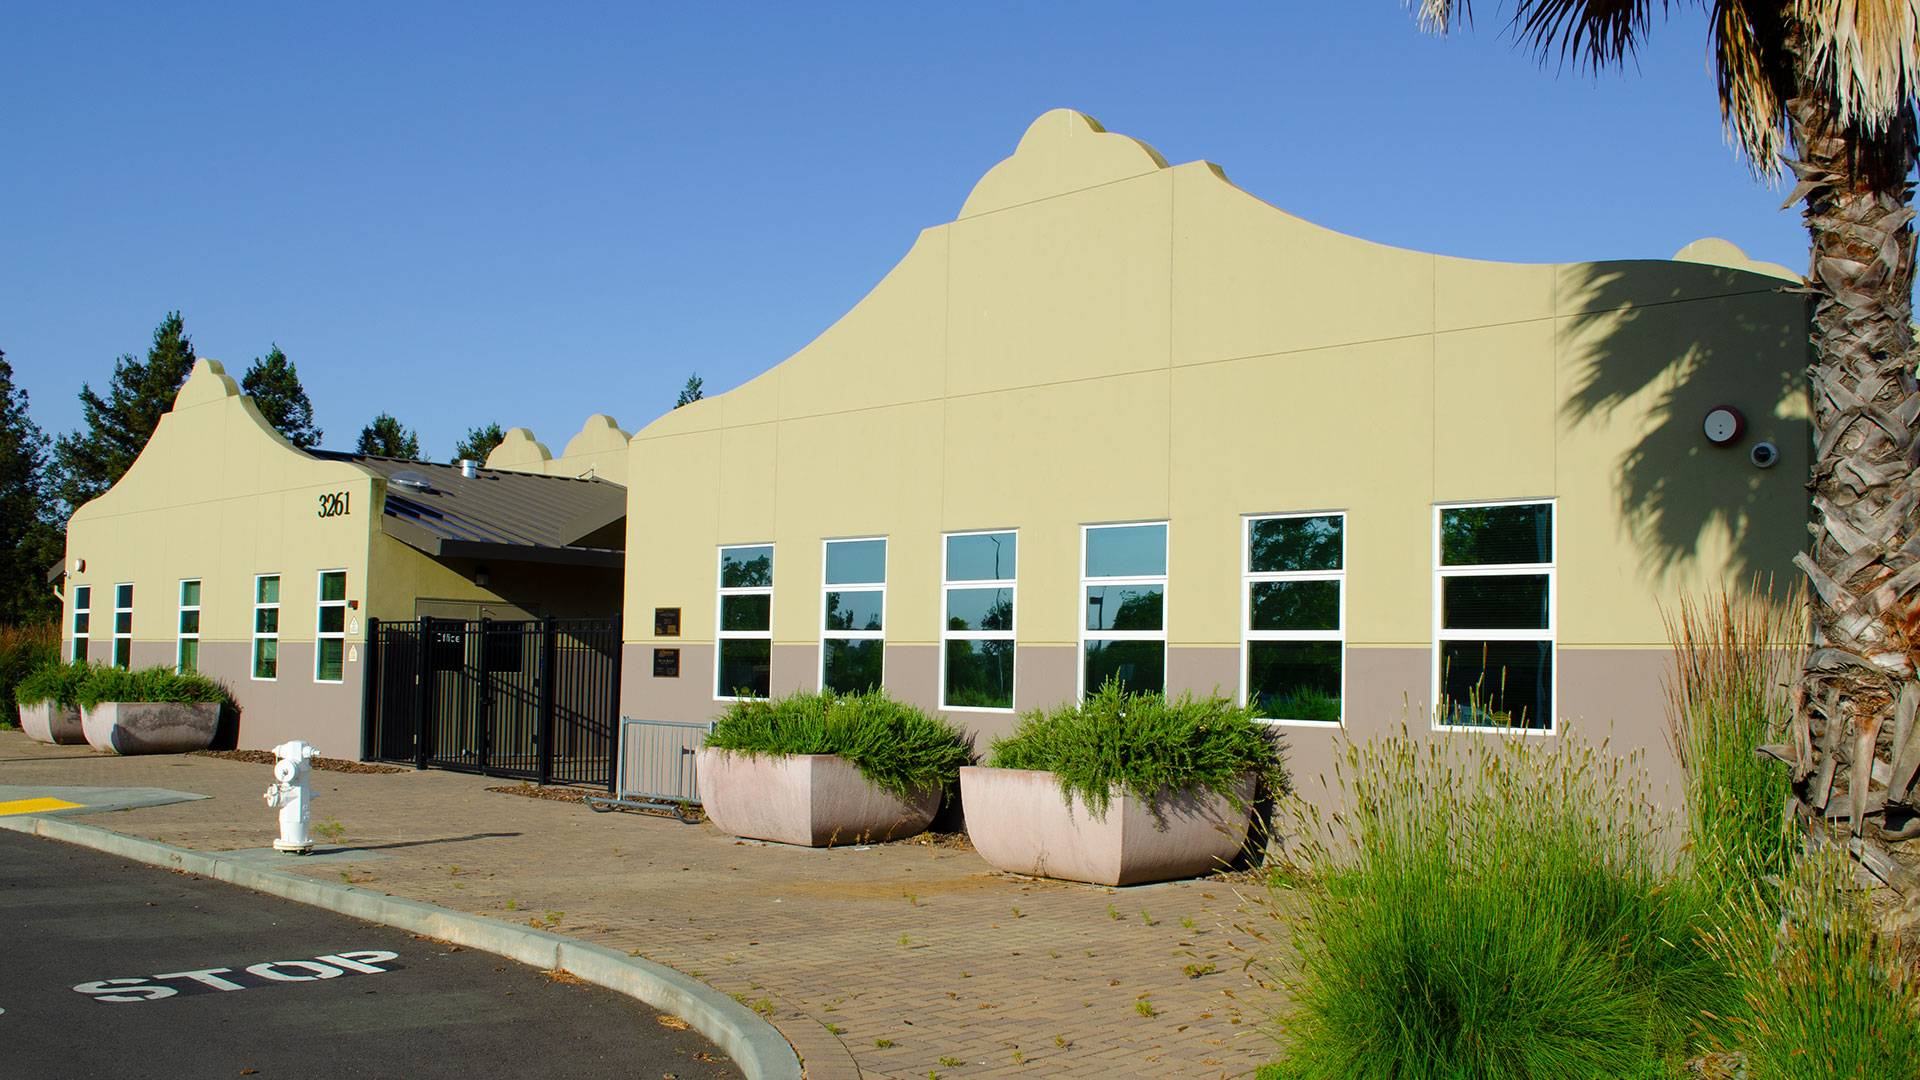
left=74, top=664, right=229, bottom=709
left=0, top=622, right=60, bottom=726
left=987, top=680, right=1288, bottom=815
left=1256, top=728, right=1720, bottom=1080
left=1666, top=582, right=1800, bottom=893
left=15, top=659, right=94, bottom=708
left=707, top=688, right=972, bottom=801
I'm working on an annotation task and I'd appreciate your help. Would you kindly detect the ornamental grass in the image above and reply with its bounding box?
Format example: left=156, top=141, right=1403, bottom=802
left=986, top=680, right=1288, bottom=815
left=0, top=621, right=60, bottom=726
left=706, top=688, right=972, bottom=802
left=73, top=664, right=229, bottom=709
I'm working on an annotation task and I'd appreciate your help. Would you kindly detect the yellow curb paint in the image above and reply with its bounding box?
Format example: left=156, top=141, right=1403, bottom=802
left=0, top=797, right=84, bottom=816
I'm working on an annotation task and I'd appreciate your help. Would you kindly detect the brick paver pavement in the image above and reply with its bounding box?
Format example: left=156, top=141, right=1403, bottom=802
left=0, top=732, right=1287, bottom=1080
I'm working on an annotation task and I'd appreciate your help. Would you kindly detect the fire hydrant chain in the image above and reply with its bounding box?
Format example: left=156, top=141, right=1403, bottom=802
left=263, top=740, right=319, bottom=855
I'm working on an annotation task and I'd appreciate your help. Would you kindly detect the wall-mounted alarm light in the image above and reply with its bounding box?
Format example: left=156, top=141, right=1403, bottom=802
left=1751, top=442, right=1780, bottom=469
left=1704, top=406, right=1745, bottom=445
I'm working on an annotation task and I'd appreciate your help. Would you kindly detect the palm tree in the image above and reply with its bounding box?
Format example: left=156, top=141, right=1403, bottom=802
left=1414, top=3, right=1919, bottom=903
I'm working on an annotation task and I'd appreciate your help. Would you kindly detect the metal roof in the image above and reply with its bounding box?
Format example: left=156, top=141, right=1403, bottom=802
left=312, top=452, right=626, bottom=568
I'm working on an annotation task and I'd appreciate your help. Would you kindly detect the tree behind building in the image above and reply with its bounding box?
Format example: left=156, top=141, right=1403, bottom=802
left=241, top=345, right=323, bottom=449
left=356, top=413, right=421, bottom=459
left=453, top=422, right=505, bottom=463
left=51, top=312, right=196, bottom=513
left=676, top=373, right=704, bottom=408
left=0, top=351, right=63, bottom=623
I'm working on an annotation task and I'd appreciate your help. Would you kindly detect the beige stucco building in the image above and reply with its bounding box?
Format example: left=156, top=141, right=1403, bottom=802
left=57, top=360, right=626, bottom=759
left=618, top=109, right=1811, bottom=798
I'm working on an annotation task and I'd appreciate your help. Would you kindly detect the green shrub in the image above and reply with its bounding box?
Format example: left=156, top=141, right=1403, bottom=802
left=74, top=664, right=229, bottom=709
left=1256, top=728, right=1720, bottom=1080
left=1666, top=584, right=1799, bottom=893
left=1709, top=850, right=1920, bottom=1080
left=15, top=659, right=95, bottom=708
left=0, top=622, right=60, bottom=726
left=707, top=688, right=971, bottom=801
left=987, top=680, right=1287, bottom=815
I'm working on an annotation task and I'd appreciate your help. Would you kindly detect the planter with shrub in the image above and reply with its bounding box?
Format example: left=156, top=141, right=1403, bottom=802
left=961, top=682, right=1286, bottom=886
left=77, top=665, right=228, bottom=755
left=697, top=689, right=972, bottom=847
left=15, top=660, right=93, bottom=745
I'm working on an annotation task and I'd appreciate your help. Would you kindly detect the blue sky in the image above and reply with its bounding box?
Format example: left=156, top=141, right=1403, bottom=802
left=2, top=3, right=1805, bottom=461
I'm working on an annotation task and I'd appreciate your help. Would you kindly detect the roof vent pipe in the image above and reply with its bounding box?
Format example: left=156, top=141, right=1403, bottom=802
left=459, top=459, right=479, bottom=479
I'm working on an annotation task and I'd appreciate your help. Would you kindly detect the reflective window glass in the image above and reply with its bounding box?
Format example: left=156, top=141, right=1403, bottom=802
left=179, top=610, right=200, bottom=634
left=945, top=639, right=1013, bottom=710
left=717, top=639, right=771, bottom=698
left=946, top=588, right=1012, bottom=632
left=1442, top=575, right=1550, bottom=631
left=721, top=594, right=771, bottom=633
left=1248, top=515, right=1342, bottom=573
left=257, top=576, right=280, bottom=604
left=320, top=572, right=346, bottom=602
left=1439, top=640, right=1552, bottom=729
left=1083, top=640, right=1165, bottom=697
left=116, top=584, right=133, bottom=608
left=1085, top=585, right=1163, bottom=632
left=825, top=590, right=884, bottom=632
left=1441, top=504, right=1553, bottom=566
left=824, top=539, right=886, bottom=585
left=1249, top=580, right=1339, bottom=633
left=721, top=546, right=772, bottom=589
left=319, top=606, right=346, bottom=634
left=1247, top=640, right=1342, bottom=722
left=946, top=532, right=1016, bottom=582
left=823, top=638, right=884, bottom=694
left=178, top=639, right=199, bottom=673
left=180, top=581, right=200, bottom=606
left=317, top=639, right=345, bottom=682
left=1084, top=524, right=1167, bottom=578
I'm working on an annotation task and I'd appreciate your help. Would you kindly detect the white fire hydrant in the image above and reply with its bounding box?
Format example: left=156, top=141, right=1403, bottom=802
left=264, top=740, right=319, bottom=854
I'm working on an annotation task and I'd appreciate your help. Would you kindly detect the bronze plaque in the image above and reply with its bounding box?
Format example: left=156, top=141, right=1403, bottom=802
left=654, top=607, right=681, bottom=637
left=653, top=647, right=680, bottom=678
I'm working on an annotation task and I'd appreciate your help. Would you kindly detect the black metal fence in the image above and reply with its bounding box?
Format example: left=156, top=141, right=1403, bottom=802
left=361, top=616, right=621, bottom=789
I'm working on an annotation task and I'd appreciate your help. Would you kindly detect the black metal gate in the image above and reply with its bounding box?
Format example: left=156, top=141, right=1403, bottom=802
left=361, top=616, right=621, bottom=789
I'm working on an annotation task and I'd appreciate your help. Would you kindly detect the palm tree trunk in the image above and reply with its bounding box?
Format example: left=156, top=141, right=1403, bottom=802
left=1784, top=48, right=1920, bottom=908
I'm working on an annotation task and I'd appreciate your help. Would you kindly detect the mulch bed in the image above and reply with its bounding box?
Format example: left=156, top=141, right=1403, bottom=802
left=190, top=749, right=407, bottom=775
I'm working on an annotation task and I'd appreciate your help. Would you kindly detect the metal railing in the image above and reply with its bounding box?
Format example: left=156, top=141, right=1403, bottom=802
left=584, top=716, right=712, bottom=819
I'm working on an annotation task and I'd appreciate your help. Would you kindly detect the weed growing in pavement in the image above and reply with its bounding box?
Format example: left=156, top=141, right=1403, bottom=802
left=938, top=1057, right=960, bottom=1067
left=905, top=891, right=918, bottom=906
left=543, top=910, right=563, bottom=927
left=899, top=933, right=913, bottom=947
left=314, top=816, right=345, bottom=841
left=874, top=1038, right=895, bottom=1049
left=1183, top=962, right=1217, bottom=979
left=1048, top=950, right=1058, bottom=959
left=1139, top=910, right=1154, bottom=925
left=1012, top=1049, right=1025, bottom=1064
left=751, top=998, right=774, bottom=1016
left=452, top=882, right=465, bottom=889
left=448, top=865, right=459, bottom=876
left=824, top=1022, right=842, bottom=1035
left=1107, top=904, right=1122, bottom=920
left=1179, top=915, right=1196, bottom=930
left=1010, top=906, right=1021, bottom=918
left=504, top=899, right=518, bottom=911
left=959, top=971, right=969, bottom=978
left=688, top=969, right=703, bottom=977
left=1135, top=997, right=1157, bottom=1018
left=1054, top=1035, right=1066, bottom=1047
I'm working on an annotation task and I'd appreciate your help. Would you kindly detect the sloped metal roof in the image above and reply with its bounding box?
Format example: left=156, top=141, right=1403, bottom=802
left=312, top=452, right=625, bottom=567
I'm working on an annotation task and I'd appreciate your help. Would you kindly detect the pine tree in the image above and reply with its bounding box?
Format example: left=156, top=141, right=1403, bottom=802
left=356, top=413, right=421, bottom=459
left=453, top=422, right=506, bottom=464
left=51, top=312, right=197, bottom=512
left=0, top=350, right=63, bottom=623
left=675, top=373, right=704, bottom=408
left=241, top=345, right=322, bottom=449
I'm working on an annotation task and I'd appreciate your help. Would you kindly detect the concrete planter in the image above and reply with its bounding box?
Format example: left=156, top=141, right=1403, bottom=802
left=695, top=748, right=942, bottom=847
left=81, top=701, right=221, bottom=755
left=960, top=766, right=1254, bottom=886
left=19, top=700, right=86, bottom=745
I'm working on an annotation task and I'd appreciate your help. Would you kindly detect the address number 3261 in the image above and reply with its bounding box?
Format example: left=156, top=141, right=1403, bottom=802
left=317, top=491, right=351, bottom=518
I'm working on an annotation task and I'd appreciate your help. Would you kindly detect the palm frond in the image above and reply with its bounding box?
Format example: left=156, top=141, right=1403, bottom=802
left=1511, top=1, right=1670, bottom=71
left=1798, top=0, right=1920, bottom=134
left=1414, top=0, right=1471, bottom=33
left=1714, top=0, right=1795, bottom=177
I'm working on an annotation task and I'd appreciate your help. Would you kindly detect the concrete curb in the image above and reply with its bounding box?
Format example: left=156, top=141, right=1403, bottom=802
left=0, top=812, right=804, bottom=1080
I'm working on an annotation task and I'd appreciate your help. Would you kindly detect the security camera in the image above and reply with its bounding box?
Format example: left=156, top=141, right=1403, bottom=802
left=1750, top=441, right=1780, bottom=469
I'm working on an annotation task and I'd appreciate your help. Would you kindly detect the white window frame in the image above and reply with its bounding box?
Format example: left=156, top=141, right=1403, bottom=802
left=715, top=544, right=774, bottom=701
left=252, top=574, right=281, bottom=682
left=112, top=583, right=134, bottom=669
left=820, top=536, right=887, bottom=695
left=177, top=579, right=201, bottom=674
left=940, top=529, right=1017, bottom=713
left=71, top=584, right=91, bottom=663
left=1078, top=521, right=1169, bottom=700
left=1241, top=512, right=1346, bottom=726
left=1432, top=498, right=1557, bottom=734
left=315, top=569, right=347, bottom=683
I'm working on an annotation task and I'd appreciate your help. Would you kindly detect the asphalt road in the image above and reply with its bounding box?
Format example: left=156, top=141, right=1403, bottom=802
left=0, top=829, right=745, bottom=1080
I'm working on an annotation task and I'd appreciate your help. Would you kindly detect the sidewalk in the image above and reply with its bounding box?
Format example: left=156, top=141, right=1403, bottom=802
left=0, top=732, right=1279, bottom=1080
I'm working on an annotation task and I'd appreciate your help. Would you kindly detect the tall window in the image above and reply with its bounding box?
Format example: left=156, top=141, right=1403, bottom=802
left=112, top=584, right=134, bottom=669
left=253, top=574, right=281, bottom=681
left=822, top=538, right=886, bottom=695
left=316, top=570, right=347, bottom=682
left=1244, top=513, right=1344, bottom=723
left=716, top=545, right=773, bottom=699
left=942, top=531, right=1016, bottom=711
left=1081, top=522, right=1167, bottom=697
left=1435, top=501, right=1555, bottom=731
left=71, top=585, right=91, bottom=662
left=177, top=580, right=201, bottom=674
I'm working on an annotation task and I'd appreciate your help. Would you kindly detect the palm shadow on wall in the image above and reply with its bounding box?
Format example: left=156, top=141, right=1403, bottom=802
left=1556, top=260, right=1811, bottom=581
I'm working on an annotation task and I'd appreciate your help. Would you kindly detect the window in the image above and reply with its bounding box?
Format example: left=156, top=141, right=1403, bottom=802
left=177, top=580, right=201, bottom=673
left=942, top=531, right=1016, bottom=711
left=1434, top=501, right=1554, bottom=730
left=112, top=584, right=134, bottom=668
left=1081, top=522, right=1167, bottom=697
left=253, top=575, right=281, bottom=680
left=716, top=545, right=773, bottom=699
left=71, top=585, right=91, bottom=662
left=316, top=570, right=347, bottom=682
left=822, top=538, right=885, bottom=695
left=1244, top=513, right=1344, bottom=723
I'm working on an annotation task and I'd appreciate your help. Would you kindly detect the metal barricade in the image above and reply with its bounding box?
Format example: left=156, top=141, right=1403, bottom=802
left=583, top=717, right=712, bottom=820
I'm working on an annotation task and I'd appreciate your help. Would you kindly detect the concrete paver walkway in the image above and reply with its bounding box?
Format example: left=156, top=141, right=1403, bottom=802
left=0, top=733, right=1279, bottom=1080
